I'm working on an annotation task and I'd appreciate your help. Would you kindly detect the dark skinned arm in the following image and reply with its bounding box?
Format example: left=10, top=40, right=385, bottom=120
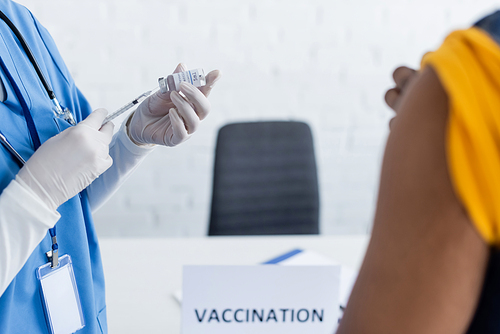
left=336, top=66, right=489, bottom=334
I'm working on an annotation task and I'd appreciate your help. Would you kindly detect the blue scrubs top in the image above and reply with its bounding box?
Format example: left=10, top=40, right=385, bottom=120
left=0, top=1, right=107, bottom=333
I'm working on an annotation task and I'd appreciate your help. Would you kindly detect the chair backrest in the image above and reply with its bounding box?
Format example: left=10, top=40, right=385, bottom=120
left=208, top=121, right=320, bottom=236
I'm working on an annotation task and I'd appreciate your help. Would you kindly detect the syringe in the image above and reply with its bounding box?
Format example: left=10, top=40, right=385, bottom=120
left=102, top=86, right=160, bottom=125
left=101, top=69, right=206, bottom=126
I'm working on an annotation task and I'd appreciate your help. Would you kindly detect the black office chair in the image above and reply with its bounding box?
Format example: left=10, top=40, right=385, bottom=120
left=208, top=121, right=319, bottom=236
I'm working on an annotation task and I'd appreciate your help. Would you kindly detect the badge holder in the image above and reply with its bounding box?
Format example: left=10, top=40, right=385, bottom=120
left=36, top=254, right=85, bottom=334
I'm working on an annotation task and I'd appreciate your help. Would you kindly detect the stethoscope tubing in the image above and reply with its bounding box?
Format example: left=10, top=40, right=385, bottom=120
left=0, top=10, right=56, bottom=100
left=0, top=131, right=25, bottom=165
left=0, top=10, right=75, bottom=166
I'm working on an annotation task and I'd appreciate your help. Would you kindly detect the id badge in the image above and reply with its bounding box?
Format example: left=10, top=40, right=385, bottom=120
left=36, top=254, right=85, bottom=334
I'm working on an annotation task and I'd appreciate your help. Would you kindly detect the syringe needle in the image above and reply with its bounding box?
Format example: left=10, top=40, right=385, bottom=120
left=102, top=87, right=160, bottom=125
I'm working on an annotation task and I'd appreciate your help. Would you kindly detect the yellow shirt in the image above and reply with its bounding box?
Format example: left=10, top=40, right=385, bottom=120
left=422, top=27, right=500, bottom=245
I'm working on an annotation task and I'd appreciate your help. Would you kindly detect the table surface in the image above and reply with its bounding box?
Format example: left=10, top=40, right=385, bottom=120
left=99, top=235, right=370, bottom=334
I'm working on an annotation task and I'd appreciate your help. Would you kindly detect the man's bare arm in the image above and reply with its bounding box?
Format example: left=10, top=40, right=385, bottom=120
left=337, top=66, right=489, bottom=334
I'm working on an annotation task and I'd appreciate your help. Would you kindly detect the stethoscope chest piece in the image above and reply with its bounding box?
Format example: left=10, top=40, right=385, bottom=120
left=52, top=98, right=76, bottom=126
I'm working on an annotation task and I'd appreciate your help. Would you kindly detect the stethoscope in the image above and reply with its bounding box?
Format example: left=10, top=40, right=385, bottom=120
left=0, top=9, right=76, bottom=167
left=0, top=10, right=76, bottom=126
left=0, top=10, right=77, bottom=268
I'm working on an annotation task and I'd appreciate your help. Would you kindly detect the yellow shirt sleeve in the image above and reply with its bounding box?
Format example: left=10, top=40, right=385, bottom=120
left=421, top=27, right=500, bottom=245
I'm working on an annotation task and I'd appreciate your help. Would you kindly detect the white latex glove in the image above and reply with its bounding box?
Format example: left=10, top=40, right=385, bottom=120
left=128, top=63, right=221, bottom=146
left=17, top=108, right=114, bottom=211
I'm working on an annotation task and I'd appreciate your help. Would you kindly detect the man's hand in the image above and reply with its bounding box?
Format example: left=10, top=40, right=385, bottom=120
left=127, top=63, right=221, bottom=146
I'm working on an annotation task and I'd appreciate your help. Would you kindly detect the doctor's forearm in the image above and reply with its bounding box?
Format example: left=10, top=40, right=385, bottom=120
left=0, top=177, right=60, bottom=297
left=86, top=118, right=155, bottom=213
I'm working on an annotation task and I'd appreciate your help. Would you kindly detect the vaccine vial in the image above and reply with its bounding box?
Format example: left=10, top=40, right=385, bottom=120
left=158, top=68, right=206, bottom=93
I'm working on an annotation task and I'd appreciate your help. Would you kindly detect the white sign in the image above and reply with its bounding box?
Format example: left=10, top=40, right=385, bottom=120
left=182, top=265, right=340, bottom=334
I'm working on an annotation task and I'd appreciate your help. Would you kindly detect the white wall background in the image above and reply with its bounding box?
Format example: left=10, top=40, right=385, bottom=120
left=15, top=0, right=499, bottom=237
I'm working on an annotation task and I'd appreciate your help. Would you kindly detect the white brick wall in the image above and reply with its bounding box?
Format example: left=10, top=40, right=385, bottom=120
left=14, top=0, right=500, bottom=236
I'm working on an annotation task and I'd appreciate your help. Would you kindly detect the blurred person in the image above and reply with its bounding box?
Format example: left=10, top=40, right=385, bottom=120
left=337, top=10, right=500, bottom=334
left=0, top=1, right=221, bottom=333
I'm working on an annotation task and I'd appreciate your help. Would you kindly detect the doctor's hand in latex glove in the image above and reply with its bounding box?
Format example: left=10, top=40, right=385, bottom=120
left=17, top=109, right=114, bottom=211
left=127, top=63, right=221, bottom=146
